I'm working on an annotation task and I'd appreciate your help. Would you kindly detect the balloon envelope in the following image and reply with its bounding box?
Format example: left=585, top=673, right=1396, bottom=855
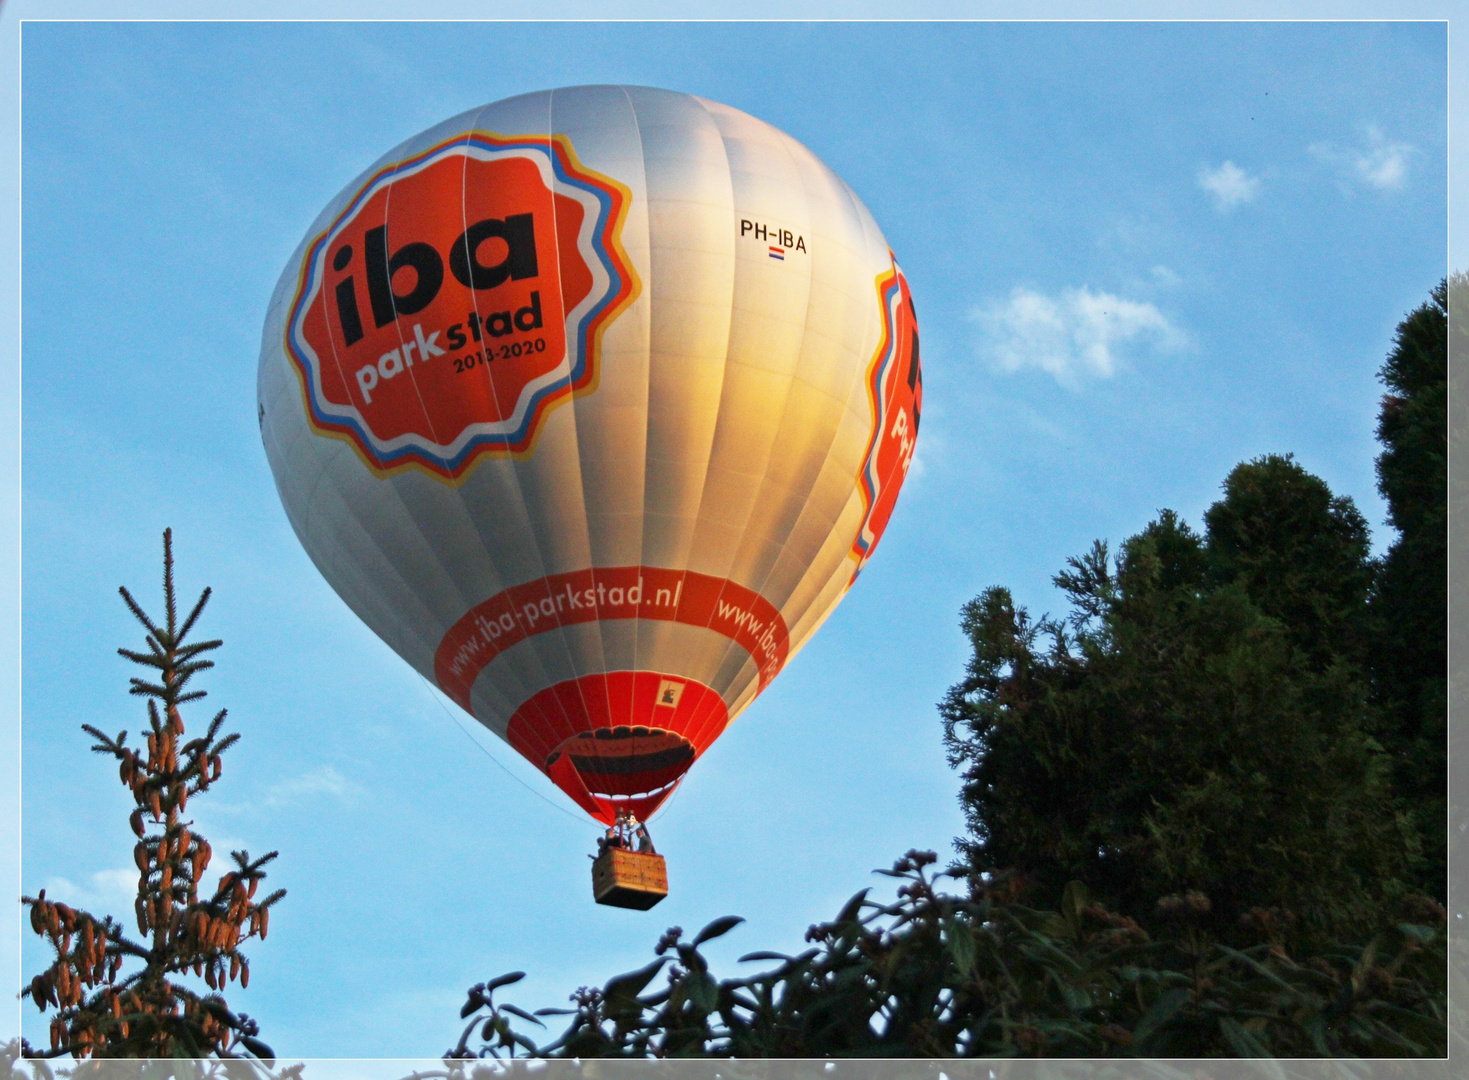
left=259, top=86, right=921, bottom=824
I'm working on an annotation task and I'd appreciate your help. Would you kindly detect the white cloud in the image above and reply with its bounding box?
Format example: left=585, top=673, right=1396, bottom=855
left=40, top=868, right=138, bottom=911
left=973, top=285, right=1184, bottom=388
left=1310, top=127, right=1415, bottom=191
left=1198, top=161, right=1260, bottom=210
left=265, top=765, right=360, bottom=807
left=1151, top=265, right=1183, bottom=289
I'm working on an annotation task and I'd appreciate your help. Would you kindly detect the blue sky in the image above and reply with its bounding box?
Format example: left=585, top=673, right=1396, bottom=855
left=5, top=12, right=1452, bottom=1058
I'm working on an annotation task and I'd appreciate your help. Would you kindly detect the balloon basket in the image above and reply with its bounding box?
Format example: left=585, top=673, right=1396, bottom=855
left=592, top=847, right=668, bottom=910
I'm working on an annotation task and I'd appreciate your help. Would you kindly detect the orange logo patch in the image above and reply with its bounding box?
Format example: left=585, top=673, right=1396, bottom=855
left=285, top=132, right=638, bottom=480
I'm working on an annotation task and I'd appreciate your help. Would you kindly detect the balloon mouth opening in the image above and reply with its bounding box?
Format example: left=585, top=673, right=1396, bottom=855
left=546, top=727, right=695, bottom=799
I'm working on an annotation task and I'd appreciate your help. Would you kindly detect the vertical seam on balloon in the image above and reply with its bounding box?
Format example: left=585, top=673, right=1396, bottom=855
left=431, top=115, right=542, bottom=733
left=631, top=93, right=731, bottom=773
left=695, top=200, right=881, bottom=695
left=689, top=126, right=831, bottom=747
left=513, top=91, right=600, bottom=764
left=594, top=92, right=739, bottom=790
left=293, top=437, right=348, bottom=561
left=368, top=130, right=490, bottom=690
left=680, top=109, right=814, bottom=745
left=299, top=436, right=455, bottom=686
left=765, top=181, right=895, bottom=661
left=619, top=84, right=654, bottom=744
left=383, top=145, right=450, bottom=452
left=377, top=143, right=445, bottom=450
left=778, top=490, right=872, bottom=664
left=449, top=104, right=551, bottom=729
left=668, top=95, right=756, bottom=721
left=542, top=86, right=619, bottom=795
left=450, top=96, right=584, bottom=761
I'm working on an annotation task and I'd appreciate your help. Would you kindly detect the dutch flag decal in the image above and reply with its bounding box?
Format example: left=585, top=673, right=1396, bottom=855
left=768, top=246, right=785, bottom=261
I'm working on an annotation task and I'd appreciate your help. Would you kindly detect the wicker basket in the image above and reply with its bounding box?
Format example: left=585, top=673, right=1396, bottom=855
left=592, top=847, right=668, bottom=909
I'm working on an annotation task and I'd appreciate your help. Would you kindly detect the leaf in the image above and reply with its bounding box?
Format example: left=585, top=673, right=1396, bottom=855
left=1039, top=913, right=1070, bottom=939
left=238, top=1036, right=274, bottom=1060
left=692, top=915, right=745, bottom=946
left=603, top=957, right=667, bottom=1006
left=738, top=951, right=793, bottom=963
left=1060, top=880, right=1090, bottom=936
left=1350, top=936, right=1381, bottom=997
left=1219, top=1019, right=1285, bottom=1073
left=1301, top=1012, right=1332, bottom=1056
left=460, top=988, right=486, bottom=1019
left=499, top=1003, right=545, bottom=1027
left=1059, top=985, right=1092, bottom=1012
left=485, top=971, right=525, bottom=992
left=511, top=1032, right=541, bottom=1054
left=686, top=970, right=719, bottom=1014
left=835, top=888, right=871, bottom=925
left=1213, top=944, right=1301, bottom=996
left=944, top=915, right=977, bottom=981
left=1131, top=986, right=1191, bottom=1049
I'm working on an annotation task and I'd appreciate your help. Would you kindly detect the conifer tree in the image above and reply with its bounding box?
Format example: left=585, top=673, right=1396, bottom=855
left=940, top=463, right=1413, bottom=941
left=21, top=530, right=285, bottom=1060
left=1203, top=453, right=1373, bottom=670
left=1367, top=279, right=1448, bottom=897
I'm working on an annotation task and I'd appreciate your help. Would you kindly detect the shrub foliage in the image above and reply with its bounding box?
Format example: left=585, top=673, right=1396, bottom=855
left=450, top=854, right=1445, bottom=1059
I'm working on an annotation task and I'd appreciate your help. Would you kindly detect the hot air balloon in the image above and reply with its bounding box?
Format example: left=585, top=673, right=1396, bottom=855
left=258, top=85, right=921, bottom=905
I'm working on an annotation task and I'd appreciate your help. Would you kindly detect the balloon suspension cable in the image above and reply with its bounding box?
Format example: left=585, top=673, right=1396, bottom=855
left=416, top=674, right=589, bottom=826
left=646, top=774, right=686, bottom=825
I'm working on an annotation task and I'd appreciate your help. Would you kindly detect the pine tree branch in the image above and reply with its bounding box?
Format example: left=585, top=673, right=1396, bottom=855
left=117, top=648, right=169, bottom=669
left=176, top=587, right=212, bottom=642
left=116, top=586, right=162, bottom=640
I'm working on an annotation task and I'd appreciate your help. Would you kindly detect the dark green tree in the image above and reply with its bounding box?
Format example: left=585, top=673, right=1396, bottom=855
left=1203, top=454, right=1372, bottom=670
left=940, top=463, right=1414, bottom=941
left=1366, top=280, right=1447, bottom=898
left=20, top=531, right=285, bottom=1060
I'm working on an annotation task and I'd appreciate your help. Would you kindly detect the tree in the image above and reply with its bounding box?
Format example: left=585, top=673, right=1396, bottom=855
left=1203, top=454, right=1373, bottom=671
left=940, top=462, right=1415, bottom=941
left=21, top=530, right=285, bottom=1060
left=1367, top=280, right=1448, bottom=898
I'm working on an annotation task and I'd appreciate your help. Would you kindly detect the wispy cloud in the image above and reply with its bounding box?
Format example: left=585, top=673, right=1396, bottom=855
left=265, top=765, right=361, bottom=808
left=1310, top=126, right=1415, bottom=191
left=1198, top=161, right=1260, bottom=210
left=40, top=868, right=138, bottom=910
left=1151, top=265, right=1183, bottom=289
left=973, top=286, right=1185, bottom=388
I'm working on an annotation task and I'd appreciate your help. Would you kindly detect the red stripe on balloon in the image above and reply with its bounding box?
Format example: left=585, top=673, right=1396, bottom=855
left=433, top=566, right=789, bottom=711
left=508, top=672, right=730, bottom=823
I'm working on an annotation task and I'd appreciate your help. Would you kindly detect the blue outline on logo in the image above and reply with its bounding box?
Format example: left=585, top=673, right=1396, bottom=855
left=853, top=269, right=906, bottom=565
left=284, top=133, right=629, bottom=476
